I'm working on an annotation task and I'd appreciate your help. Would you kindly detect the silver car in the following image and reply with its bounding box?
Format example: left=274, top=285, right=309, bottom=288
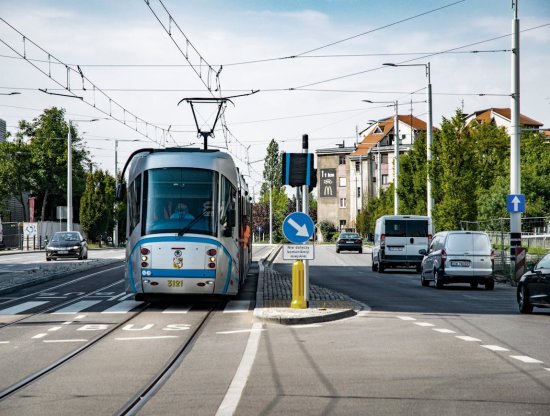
left=419, top=231, right=494, bottom=290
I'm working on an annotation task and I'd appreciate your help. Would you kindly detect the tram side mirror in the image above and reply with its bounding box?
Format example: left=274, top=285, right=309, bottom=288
left=227, top=209, right=236, bottom=228
left=116, top=183, right=126, bottom=201
left=418, top=249, right=427, bottom=256
left=222, top=209, right=236, bottom=237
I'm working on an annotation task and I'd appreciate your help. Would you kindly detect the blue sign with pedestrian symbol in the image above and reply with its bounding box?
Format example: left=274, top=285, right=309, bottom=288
left=507, top=194, right=525, bottom=213
left=283, top=212, right=314, bottom=244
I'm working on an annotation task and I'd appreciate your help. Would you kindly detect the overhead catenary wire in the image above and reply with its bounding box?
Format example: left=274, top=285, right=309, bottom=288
left=0, top=18, right=177, bottom=148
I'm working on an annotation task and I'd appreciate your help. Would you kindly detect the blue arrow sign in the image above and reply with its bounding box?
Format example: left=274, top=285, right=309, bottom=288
left=507, top=194, right=525, bottom=213
left=283, top=212, right=314, bottom=244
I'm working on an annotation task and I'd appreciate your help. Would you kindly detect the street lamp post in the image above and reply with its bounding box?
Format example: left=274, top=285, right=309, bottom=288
left=363, top=99, right=400, bottom=215
left=384, top=62, right=433, bottom=217
left=67, top=118, right=99, bottom=231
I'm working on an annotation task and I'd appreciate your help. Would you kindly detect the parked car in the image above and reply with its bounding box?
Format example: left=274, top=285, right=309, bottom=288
left=372, top=215, right=432, bottom=273
left=517, top=251, right=550, bottom=313
left=46, top=231, right=88, bottom=261
left=336, top=232, right=363, bottom=253
left=419, top=231, right=494, bottom=289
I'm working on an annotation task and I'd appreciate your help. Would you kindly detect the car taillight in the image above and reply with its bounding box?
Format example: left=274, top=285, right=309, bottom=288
left=490, top=249, right=495, bottom=266
left=441, top=249, right=447, bottom=268
left=380, top=234, right=385, bottom=248
left=356, top=239, right=362, bottom=244
left=428, top=234, right=432, bottom=244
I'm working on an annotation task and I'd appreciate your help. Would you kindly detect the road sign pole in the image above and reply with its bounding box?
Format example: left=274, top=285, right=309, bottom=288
left=302, top=134, right=310, bottom=305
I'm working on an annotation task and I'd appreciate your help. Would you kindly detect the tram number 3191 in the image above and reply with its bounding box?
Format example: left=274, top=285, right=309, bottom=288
left=167, top=279, right=184, bottom=288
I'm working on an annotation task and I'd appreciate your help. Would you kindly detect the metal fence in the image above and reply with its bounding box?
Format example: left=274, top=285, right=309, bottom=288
left=460, top=217, right=550, bottom=275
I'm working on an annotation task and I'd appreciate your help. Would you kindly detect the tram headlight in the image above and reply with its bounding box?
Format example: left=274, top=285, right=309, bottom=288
left=209, top=256, right=216, bottom=262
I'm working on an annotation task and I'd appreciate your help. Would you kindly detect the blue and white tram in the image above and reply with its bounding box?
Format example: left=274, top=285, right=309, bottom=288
left=117, top=148, right=252, bottom=300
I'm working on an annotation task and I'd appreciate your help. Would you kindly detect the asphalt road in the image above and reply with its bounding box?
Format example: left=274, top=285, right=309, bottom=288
left=0, top=244, right=549, bottom=415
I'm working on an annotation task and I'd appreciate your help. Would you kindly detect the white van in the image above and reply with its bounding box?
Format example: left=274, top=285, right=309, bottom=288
left=372, top=215, right=432, bottom=273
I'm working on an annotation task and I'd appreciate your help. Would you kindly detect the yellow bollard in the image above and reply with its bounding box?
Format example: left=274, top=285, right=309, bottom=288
left=290, top=260, right=307, bottom=309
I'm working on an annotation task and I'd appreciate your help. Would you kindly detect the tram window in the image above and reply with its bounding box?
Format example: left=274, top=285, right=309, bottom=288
left=144, top=168, right=217, bottom=236
left=128, top=174, right=141, bottom=234
left=220, top=176, right=236, bottom=235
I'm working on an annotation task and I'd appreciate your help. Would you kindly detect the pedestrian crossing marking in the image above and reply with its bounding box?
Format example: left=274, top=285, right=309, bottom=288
left=0, top=301, right=49, bottom=315
left=52, top=300, right=102, bottom=314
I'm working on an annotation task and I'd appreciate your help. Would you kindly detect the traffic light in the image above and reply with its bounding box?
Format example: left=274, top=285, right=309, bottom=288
left=281, top=152, right=316, bottom=187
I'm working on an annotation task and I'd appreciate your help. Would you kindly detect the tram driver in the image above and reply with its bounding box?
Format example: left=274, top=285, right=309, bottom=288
left=170, top=202, right=195, bottom=220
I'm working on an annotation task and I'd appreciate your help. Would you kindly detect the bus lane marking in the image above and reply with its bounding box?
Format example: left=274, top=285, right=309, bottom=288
left=115, top=336, right=179, bottom=341
left=510, top=355, right=544, bottom=364
left=52, top=300, right=102, bottom=314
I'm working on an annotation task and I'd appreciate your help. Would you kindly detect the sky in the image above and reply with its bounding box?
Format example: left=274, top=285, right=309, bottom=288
left=1, top=0, right=549, bottom=198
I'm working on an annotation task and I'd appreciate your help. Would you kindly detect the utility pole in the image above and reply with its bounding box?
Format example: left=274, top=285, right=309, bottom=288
left=113, top=139, right=119, bottom=247
left=510, top=0, right=522, bottom=280
left=394, top=100, right=399, bottom=215
left=302, top=134, right=310, bottom=303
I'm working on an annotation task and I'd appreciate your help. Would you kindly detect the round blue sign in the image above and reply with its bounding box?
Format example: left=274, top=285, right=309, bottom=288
left=282, top=212, right=314, bottom=244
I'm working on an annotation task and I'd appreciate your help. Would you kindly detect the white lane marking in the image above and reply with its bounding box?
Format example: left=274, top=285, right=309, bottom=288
left=32, top=333, right=48, bottom=339
left=481, top=345, right=510, bottom=352
left=433, top=328, right=456, bottom=334
left=107, top=292, right=127, bottom=301
left=414, top=322, right=435, bottom=327
left=115, top=336, right=178, bottom=341
left=48, top=326, right=62, bottom=332
left=0, top=341, right=9, bottom=344
left=162, top=306, right=191, bottom=314
left=217, top=329, right=267, bottom=335
left=101, top=300, right=142, bottom=314
left=0, top=301, right=49, bottom=315
left=510, top=355, right=544, bottom=364
left=52, top=300, right=102, bottom=314
left=397, top=316, right=416, bottom=321
left=119, top=293, right=135, bottom=301
left=216, top=322, right=263, bottom=416
left=43, top=339, right=88, bottom=343
left=456, top=336, right=482, bottom=342
left=223, top=300, right=250, bottom=313
left=544, top=368, right=550, bottom=372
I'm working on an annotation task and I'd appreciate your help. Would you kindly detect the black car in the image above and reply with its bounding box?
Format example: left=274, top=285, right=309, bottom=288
left=336, top=232, right=363, bottom=254
left=517, top=251, right=550, bottom=313
left=46, top=231, right=88, bottom=261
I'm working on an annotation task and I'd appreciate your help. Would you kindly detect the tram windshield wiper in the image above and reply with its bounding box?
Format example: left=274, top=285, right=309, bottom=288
left=178, top=207, right=211, bottom=236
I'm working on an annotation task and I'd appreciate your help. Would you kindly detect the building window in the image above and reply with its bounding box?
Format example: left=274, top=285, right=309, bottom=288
left=382, top=175, right=388, bottom=185
left=339, top=177, right=346, bottom=187
left=339, top=198, right=347, bottom=208
left=355, top=161, right=360, bottom=172
left=372, top=176, right=376, bottom=182
left=339, top=220, right=347, bottom=229
left=381, top=154, right=388, bottom=164
left=339, top=155, right=346, bottom=165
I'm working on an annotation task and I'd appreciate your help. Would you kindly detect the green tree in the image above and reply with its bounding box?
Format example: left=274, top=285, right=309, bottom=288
left=260, top=139, right=283, bottom=199
left=398, top=131, right=427, bottom=215
left=430, top=110, right=478, bottom=230
left=80, top=169, right=115, bottom=243
left=0, top=138, right=32, bottom=221
left=16, top=107, right=90, bottom=222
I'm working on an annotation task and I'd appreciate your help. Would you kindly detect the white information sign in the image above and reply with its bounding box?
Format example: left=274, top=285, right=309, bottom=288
left=283, top=244, right=314, bottom=260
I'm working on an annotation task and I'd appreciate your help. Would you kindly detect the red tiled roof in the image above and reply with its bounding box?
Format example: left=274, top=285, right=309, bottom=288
left=471, top=108, right=543, bottom=127
left=351, top=114, right=429, bottom=156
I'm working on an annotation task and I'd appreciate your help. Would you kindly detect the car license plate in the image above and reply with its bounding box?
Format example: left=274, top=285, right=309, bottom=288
left=346, top=241, right=354, bottom=244
left=167, top=279, right=184, bottom=288
left=450, top=260, right=470, bottom=267
left=388, top=247, right=403, bottom=251
left=58, top=250, right=68, bottom=254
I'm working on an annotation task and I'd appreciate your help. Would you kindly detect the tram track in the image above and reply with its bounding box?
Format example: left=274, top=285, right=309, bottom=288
left=0, top=303, right=149, bottom=401
left=116, top=305, right=217, bottom=416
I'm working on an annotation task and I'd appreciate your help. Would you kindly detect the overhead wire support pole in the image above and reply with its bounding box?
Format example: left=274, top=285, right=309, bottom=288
left=510, top=0, right=521, bottom=282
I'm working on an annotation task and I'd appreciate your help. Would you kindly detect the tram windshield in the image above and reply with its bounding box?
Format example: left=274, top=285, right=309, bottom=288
left=144, top=168, right=218, bottom=237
